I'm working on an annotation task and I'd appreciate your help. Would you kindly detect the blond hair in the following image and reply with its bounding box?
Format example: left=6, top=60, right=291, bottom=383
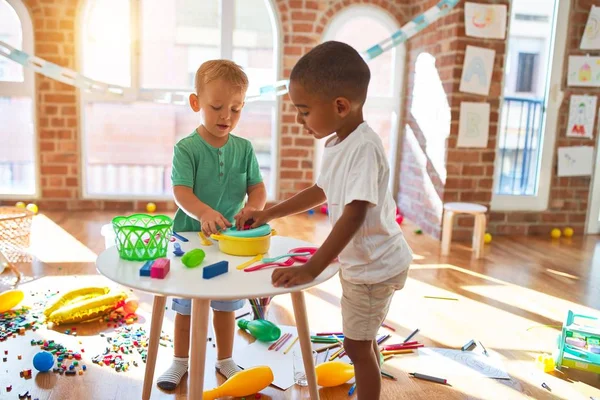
left=194, top=60, right=249, bottom=93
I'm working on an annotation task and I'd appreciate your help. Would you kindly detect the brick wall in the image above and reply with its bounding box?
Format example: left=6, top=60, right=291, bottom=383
left=4, top=0, right=599, bottom=237
left=489, top=0, right=600, bottom=236
left=401, top=0, right=599, bottom=239
left=275, top=0, right=409, bottom=199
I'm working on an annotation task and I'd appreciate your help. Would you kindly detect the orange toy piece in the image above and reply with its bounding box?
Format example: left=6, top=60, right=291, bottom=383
left=315, top=361, right=355, bottom=387
left=121, top=299, right=138, bottom=315
left=203, top=366, right=273, bottom=400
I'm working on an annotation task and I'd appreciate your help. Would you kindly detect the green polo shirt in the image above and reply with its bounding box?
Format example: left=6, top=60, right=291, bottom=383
left=171, top=130, right=263, bottom=232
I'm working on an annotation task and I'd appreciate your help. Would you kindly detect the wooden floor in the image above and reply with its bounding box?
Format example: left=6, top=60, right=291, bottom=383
left=2, top=210, right=600, bottom=400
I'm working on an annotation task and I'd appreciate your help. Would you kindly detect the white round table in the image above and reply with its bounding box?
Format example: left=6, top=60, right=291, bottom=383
left=96, top=232, right=340, bottom=400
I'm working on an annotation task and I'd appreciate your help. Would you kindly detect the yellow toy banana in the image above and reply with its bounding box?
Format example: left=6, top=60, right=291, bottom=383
left=46, top=291, right=127, bottom=325
left=44, top=287, right=109, bottom=318
left=203, top=366, right=273, bottom=400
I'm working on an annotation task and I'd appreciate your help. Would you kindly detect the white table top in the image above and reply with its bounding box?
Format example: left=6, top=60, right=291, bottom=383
left=444, top=202, right=487, bottom=213
left=96, top=232, right=340, bottom=299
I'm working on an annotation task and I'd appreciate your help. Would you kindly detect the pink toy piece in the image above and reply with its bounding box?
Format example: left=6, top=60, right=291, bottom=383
left=396, top=214, right=403, bottom=225
left=244, top=247, right=318, bottom=272
left=150, top=258, right=170, bottom=279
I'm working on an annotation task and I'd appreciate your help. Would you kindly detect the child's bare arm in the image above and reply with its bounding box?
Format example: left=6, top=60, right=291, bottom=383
left=173, top=185, right=231, bottom=234
left=271, top=200, right=369, bottom=288
left=244, top=184, right=326, bottom=227
left=234, top=182, right=267, bottom=229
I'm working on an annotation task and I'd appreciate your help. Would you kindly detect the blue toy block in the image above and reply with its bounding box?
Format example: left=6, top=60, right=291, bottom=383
left=139, top=260, right=153, bottom=277
left=202, top=260, right=229, bottom=279
left=173, top=243, right=185, bottom=257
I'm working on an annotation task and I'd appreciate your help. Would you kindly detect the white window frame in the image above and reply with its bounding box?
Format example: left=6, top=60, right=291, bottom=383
left=491, top=0, right=567, bottom=211
left=317, top=5, right=405, bottom=192
left=0, top=0, right=38, bottom=199
left=586, top=128, right=600, bottom=234
left=77, top=0, right=281, bottom=200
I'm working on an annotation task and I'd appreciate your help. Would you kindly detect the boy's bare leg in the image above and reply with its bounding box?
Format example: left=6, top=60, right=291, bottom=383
left=157, top=313, right=190, bottom=390
left=213, top=310, right=242, bottom=378
left=174, top=313, right=191, bottom=357
left=345, top=338, right=381, bottom=400
left=373, top=339, right=381, bottom=366
left=213, top=310, right=235, bottom=359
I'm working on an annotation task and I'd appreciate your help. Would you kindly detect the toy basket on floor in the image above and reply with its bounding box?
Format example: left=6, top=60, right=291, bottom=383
left=0, top=207, right=34, bottom=263
left=112, top=214, right=173, bottom=261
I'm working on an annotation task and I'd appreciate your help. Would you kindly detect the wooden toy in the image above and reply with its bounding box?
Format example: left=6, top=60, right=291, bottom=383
left=202, top=260, right=228, bottom=279
left=202, top=365, right=273, bottom=400
left=150, top=258, right=170, bottom=279
left=554, top=310, right=600, bottom=374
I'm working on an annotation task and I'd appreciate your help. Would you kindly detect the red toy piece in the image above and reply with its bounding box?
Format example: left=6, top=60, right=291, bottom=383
left=320, top=204, right=328, bottom=215
left=150, top=258, right=170, bottom=279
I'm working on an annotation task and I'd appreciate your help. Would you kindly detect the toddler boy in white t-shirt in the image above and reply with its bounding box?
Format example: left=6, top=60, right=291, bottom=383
left=241, top=41, right=413, bottom=400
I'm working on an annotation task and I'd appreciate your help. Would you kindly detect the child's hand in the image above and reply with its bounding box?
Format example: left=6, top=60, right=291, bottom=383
left=234, top=205, right=257, bottom=230
left=236, top=209, right=272, bottom=230
left=271, top=264, right=319, bottom=288
left=200, top=209, right=232, bottom=236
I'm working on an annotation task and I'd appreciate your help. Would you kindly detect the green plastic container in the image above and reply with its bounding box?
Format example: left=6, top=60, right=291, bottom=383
left=112, top=214, right=173, bottom=261
left=237, top=319, right=281, bottom=342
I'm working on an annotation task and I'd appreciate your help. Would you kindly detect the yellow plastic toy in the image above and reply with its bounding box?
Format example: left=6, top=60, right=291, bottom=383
left=0, top=290, right=24, bottom=313
left=563, top=227, right=574, bottom=238
left=536, top=354, right=555, bottom=373
left=315, top=361, right=355, bottom=387
left=484, top=233, right=492, bottom=244
left=44, top=287, right=127, bottom=325
left=551, top=228, right=561, bottom=239
left=146, top=202, right=156, bottom=213
left=15, top=202, right=25, bottom=209
left=26, top=203, right=38, bottom=214
left=203, top=366, right=273, bottom=400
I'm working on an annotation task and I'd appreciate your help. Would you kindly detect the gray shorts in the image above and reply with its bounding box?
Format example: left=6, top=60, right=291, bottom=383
left=172, top=298, right=246, bottom=314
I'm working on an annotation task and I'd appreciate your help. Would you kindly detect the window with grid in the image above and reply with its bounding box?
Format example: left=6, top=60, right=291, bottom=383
left=80, top=0, right=278, bottom=199
left=317, top=6, right=403, bottom=187
left=0, top=0, right=36, bottom=197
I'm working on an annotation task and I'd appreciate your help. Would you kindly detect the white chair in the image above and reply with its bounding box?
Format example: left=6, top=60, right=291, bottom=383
left=441, top=202, right=487, bottom=259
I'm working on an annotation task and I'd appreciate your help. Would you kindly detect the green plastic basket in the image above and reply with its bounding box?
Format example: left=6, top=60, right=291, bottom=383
left=112, top=214, right=173, bottom=261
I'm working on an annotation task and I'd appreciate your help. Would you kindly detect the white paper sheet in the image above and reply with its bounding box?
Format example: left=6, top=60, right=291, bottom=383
left=458, top=102, right=491, bottom=148
left=414, top=348, right=510, bottom=379
left=465, top=3, right=507, bottom=39
left=235, top=325, right=350, bottom=390
left=581, top=6, right=600, bottom=50
left=567, top=95, right=597, bottom=139
left=567, top=56, right=600, bottom=87
left=460, top=46, right=495, bottom=96
left=557, top=146, right=594, bottom=177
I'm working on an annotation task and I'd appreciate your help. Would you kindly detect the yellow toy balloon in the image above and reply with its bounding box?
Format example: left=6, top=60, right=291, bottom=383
left=26, top=203, right=38, bottom=214
left=563, top=227, right=574, bottom=238
left=146, top=202, right=157, bottom=213
left=203, top=366, right=273, bottom=400
left=550, top=228, right=561, bottom=239
left=0, top=290, right=24, bottom=313
left=15, top=202, right=25, bottom=209
left=316, top=361, right=355, bottom=387
left=484, top=233, right=492, bottom=244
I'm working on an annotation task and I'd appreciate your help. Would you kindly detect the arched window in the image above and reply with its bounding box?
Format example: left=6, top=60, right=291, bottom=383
left=80, top=0, right=279, bottom=199
left=0, top=0, right=37, bottom=197
left=318, top=6, right=404, bottom=188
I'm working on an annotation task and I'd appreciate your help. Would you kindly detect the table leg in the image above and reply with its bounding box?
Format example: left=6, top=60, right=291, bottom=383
left=291, top=291, right=320, bottom=400
left=189, top=299, right=210, bottom=400
left=441, top=210, right=454, bottom=256
left=142, top=295, right=167, bottom=400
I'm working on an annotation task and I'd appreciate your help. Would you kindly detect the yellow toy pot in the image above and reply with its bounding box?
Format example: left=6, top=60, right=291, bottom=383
left=210, top=229, right=276, bottom=256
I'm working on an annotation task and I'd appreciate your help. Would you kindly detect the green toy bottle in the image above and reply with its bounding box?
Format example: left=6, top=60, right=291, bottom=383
left=237, top=319, right=281, bottom=342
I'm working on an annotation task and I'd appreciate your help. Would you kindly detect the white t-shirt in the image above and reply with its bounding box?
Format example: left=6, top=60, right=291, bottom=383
left=316, top=122, right=413, bottom=284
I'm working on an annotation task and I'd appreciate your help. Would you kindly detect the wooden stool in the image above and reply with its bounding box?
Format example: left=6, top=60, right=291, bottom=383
left=441, top=202, right=487, bottom=259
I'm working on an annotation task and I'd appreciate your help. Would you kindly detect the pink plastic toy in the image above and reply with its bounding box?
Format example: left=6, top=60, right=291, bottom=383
left=150, top=258, right=170, bottom=279
left=244, top=247, right=318, bottom=272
